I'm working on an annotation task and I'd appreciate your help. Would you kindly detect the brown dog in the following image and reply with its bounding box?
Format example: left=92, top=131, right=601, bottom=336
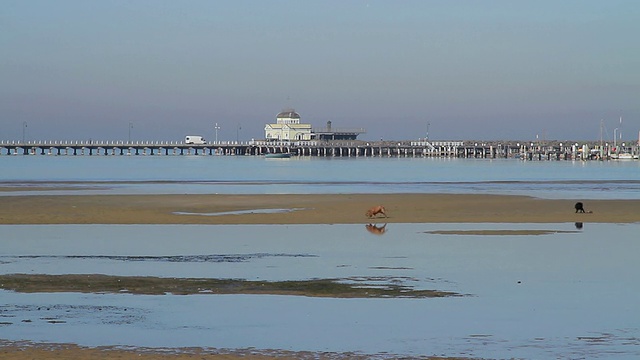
left=365, top=205, right=387, bottom=218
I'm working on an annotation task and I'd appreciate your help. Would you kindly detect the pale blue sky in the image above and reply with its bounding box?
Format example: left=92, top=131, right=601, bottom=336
left=1, top=0, right=639, bottom=142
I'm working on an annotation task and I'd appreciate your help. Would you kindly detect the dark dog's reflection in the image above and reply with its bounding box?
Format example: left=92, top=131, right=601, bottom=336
left=365, top=223, right=387, bottom=235
left=574, top=222, right=583, bottom=229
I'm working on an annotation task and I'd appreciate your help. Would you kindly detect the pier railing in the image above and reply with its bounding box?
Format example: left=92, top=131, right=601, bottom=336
left=0, top=140, right=252, bottom=146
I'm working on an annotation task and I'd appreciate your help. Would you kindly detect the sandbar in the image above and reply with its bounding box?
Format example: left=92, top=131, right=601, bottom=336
left=0, top=193, right=638, bottom=225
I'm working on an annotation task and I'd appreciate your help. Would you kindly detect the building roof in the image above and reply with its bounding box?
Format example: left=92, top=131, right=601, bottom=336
left=276, top=109, right=300, bottom=119
left=265, top=124, right=311, bottom=130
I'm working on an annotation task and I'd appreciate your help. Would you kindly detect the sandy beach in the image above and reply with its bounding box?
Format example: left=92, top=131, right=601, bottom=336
left=1, top=193, right=639, bottom=225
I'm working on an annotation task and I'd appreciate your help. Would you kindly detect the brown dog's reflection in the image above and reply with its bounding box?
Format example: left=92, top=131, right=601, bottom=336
left=365, top=223, right=387, bottom=235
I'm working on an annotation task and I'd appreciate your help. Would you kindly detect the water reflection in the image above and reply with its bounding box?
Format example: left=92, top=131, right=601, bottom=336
left=365, top=223, right=387, bottom=235
left=575, top=222, right=584, bottom=229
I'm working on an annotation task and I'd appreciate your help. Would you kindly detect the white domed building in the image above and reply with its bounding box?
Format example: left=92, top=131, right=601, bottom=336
left=264, top=109, right=312, bottom=141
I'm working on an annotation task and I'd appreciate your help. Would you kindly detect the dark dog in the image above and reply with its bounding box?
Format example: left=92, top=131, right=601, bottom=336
left=575, top=202, right=585, bottom=213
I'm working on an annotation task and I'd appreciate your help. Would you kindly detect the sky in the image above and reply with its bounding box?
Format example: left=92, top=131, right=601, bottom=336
left=1, top=0, right=639, bottom=142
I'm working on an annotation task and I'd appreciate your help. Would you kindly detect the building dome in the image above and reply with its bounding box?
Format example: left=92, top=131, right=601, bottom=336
left=276, top=109, right=300, bottom=119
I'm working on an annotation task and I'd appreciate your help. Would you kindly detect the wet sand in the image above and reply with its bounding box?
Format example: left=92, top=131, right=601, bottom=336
left=1, top=193, right=639, bottom=225
left=0, top=341, right=468, bottom=360
left=0, top=338, right=468, bottom=360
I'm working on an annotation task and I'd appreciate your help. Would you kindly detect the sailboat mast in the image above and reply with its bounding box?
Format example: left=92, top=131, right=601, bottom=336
left=619, top=116, right=623, bottom=142
left=600, top=119, right=604, bottom=158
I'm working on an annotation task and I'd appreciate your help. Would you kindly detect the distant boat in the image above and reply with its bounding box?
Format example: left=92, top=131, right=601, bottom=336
left=611, top=152, right=638, bottom=160
left=265, top=153, right=292, bottom=159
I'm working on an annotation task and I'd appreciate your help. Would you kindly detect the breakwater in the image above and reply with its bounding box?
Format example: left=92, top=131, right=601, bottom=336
left=1, top=140, right=637, bottom=160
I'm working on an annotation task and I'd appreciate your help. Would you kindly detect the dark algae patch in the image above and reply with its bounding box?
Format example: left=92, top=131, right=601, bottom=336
left=0, top=274, right=460, bottom=298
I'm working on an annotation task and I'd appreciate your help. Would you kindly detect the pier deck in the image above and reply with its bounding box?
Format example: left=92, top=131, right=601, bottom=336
left=0, top=140, right=637, bottom=160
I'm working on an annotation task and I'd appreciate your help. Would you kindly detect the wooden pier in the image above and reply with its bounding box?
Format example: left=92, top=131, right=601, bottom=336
left=0, top=140, right=637, bottom=160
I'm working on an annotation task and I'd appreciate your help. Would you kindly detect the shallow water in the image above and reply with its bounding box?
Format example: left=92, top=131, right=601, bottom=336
left=2, top=156, right=640, bottom=199
left=1, top=223, right=639, bottom=359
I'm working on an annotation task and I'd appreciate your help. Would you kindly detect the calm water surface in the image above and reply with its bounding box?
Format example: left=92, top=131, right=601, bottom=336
left=1, top=156, right=639, bottom=198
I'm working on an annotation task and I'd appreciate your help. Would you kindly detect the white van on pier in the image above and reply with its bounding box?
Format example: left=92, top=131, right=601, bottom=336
left=184, top=135, right=207, bottom=145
